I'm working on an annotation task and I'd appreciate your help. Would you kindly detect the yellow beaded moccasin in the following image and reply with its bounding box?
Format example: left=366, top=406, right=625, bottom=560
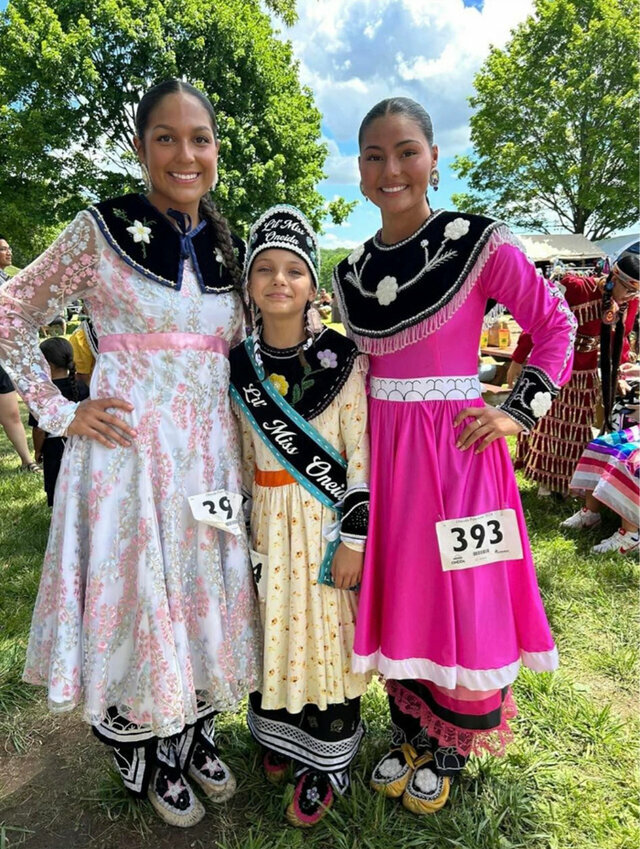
left=401, top=754, right=450, bottom=815
left=370, top=743, right=419, bottom=799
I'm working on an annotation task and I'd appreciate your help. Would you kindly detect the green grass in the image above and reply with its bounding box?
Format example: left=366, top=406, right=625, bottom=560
left=0, top=407, right=638, bottom=849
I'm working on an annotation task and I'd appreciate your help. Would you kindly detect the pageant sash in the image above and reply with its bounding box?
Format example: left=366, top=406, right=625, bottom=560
left=230, top=338, right=348, bottom=586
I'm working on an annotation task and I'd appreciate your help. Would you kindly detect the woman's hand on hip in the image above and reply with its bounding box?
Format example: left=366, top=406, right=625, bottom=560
left=454, top=404, right=523, bottom=454
left=66, top=398, right=137, bottom=448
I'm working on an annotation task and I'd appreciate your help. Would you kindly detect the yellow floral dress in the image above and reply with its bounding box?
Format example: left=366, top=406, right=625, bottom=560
left=234, top=350, right=371, bottom=714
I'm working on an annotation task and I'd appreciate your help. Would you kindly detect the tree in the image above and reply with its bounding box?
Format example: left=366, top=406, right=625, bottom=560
left=0, top=0, right=341, bottom=263
left=319, top=246, right=351, bottom=292
left=451, top=0, right=639, bottom=240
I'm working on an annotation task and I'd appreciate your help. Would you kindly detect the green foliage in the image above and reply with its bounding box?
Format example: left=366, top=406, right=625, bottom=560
left=451, top=0, right=639, bottom=239
left=319, top=246, right=351, bottom=292
left=325, top=197, right=358, bottom=226
left=0, top=0, right=335, bottom=262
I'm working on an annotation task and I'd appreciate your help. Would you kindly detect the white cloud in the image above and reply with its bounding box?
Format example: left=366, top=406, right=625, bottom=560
left=319, top=230, right=360, bottom=249
left=321, top=137, right=360, bottom=185
left=277, top=0, right=535, bottom=151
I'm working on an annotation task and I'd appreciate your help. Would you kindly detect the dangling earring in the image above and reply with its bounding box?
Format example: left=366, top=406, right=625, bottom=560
left=305, top=301, right=323, bottom=336
left=140, top=163, right=152, bottom=192
left=429, top=168, right=440, bottom=191
left=359, top=182, right=369, bottom=202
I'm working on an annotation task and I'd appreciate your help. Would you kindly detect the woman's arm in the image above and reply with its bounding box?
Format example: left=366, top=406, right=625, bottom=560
left=0, top=212, right=135, bottom=444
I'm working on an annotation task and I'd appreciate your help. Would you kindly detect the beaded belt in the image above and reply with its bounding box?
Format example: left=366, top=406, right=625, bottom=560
left=369, top=375, right=483, bottom=402
left=574, top=333, right=600, bottom=353
left=100, top=332, right=229, bottom=356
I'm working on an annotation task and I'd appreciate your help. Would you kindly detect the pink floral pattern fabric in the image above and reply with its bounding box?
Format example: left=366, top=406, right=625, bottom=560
left=0, top=211, right=262, bottom=736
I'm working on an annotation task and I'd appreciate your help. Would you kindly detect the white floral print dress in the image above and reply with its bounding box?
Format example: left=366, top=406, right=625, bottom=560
left=0, top=209, right=262, bottom=737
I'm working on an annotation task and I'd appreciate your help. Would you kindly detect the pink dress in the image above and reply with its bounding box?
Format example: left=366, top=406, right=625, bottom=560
left=334, top=213, right=576, bottom=755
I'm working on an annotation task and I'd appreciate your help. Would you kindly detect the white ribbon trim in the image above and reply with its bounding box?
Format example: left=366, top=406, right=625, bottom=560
left=352, top=646, right=559, bottom=690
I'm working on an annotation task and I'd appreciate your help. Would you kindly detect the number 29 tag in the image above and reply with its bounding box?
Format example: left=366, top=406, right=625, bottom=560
left=188, top=489, right=244, bottom=535
left=435, top=508, right=523, bottom=572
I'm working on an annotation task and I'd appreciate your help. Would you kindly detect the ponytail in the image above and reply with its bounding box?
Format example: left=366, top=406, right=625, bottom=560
left=40, top=337, right=79, bottom=401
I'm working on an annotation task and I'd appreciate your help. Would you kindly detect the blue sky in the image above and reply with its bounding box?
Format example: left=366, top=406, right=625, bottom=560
left=276, top=0, right=537, bottom=245
left=1, top=0, right=543, bottom=245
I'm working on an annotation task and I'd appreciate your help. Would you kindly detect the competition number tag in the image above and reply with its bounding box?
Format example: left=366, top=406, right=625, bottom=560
left=436, top=508, right=522, bottom=572
left=249, top=549, right=268, bottom=600
left=188, top=489, right=243, bottom=535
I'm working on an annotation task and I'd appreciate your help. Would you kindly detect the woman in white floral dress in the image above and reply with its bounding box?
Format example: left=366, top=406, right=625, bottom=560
left=0, top=80, right=261, bottom=828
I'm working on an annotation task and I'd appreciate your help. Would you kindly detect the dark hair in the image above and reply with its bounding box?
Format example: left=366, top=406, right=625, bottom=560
left=135, top=79, right=243, bottom=299
left=358, top=97, right=435, bottom=149
left=599, top=245, right=640, bottom=432
left=617, top=249, right=640, bottom=282
left=40, top=337, right=79, bottom=401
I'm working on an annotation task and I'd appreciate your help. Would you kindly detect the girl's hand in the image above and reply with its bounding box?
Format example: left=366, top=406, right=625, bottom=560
left=66, top=398, right=137, bottom=448
left=454, top=404, right=523, bottom=454
left=331, top=543, right=363, bottom=589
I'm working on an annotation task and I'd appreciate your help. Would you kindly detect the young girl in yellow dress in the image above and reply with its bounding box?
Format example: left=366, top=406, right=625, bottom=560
left=229, top=206, right=371, bottom=827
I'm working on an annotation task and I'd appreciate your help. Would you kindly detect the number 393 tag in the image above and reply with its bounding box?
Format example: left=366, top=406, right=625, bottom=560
left=188, top=489, right=243, bottom=535
left=435, top=509, right=523, bottom=572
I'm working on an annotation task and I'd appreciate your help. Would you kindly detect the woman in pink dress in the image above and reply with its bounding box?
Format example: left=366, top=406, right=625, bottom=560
left=333, top=97, right=576, bottom=815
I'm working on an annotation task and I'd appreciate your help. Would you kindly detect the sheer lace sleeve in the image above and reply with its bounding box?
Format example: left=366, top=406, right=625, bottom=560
left=0, top=211, right=101, bottom=434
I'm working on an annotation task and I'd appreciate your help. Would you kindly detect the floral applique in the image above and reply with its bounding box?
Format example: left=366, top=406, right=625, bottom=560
left=347, top=216, right=473, bottom=305
left=113, top=208, right=154, bottom=259
left=317, top=349, right=338, bottom=369
left=531, top=391, right=553, bottom=418
left=376, top=276, right=398, bottom=306
left=269, top=373, right=289, bottom=396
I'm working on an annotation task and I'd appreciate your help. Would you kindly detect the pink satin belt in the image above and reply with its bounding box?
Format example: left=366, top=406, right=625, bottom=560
left=100, top=332, right=229, bottom=357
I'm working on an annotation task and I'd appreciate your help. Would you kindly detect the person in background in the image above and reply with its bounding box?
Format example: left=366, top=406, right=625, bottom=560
left=0, top=236, right=40, bottom=471
left=561, top=245, right=640, bottom=552
left=511, top=252, right=639, bottom=498
left=30, top=337, right=89, bottom=506
left=68, top=318, right=99, bottom=386
left=0, top=237, right=19, bottom=280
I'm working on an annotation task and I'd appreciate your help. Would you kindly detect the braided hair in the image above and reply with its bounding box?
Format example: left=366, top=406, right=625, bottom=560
left=40, top=337, right=79, bottom=402
left=134, top=79, right=244, bottom=298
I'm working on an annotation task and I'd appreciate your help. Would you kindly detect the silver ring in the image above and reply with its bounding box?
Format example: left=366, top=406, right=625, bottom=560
left=476, top=419, right=483, bottom=428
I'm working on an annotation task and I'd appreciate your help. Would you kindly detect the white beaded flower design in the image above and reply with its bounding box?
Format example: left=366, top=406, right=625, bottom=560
left=531, top=391, right=553, bottom=418
left=126, top=220, right=152, bottom=244
left=215, top=248, right=226, bottom=266
left=348, top=244, right=365, bottom=265
left=376, top=275, right=399, bottom=306
left=443, top=217, right=470, bottom=240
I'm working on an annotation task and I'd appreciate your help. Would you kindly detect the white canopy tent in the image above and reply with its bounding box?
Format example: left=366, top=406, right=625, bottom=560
left=518, top=234, right=606, bottom=265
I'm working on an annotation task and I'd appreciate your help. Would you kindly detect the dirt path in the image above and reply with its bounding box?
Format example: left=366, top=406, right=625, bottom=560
left=0, top=710, right=249, bottom=849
